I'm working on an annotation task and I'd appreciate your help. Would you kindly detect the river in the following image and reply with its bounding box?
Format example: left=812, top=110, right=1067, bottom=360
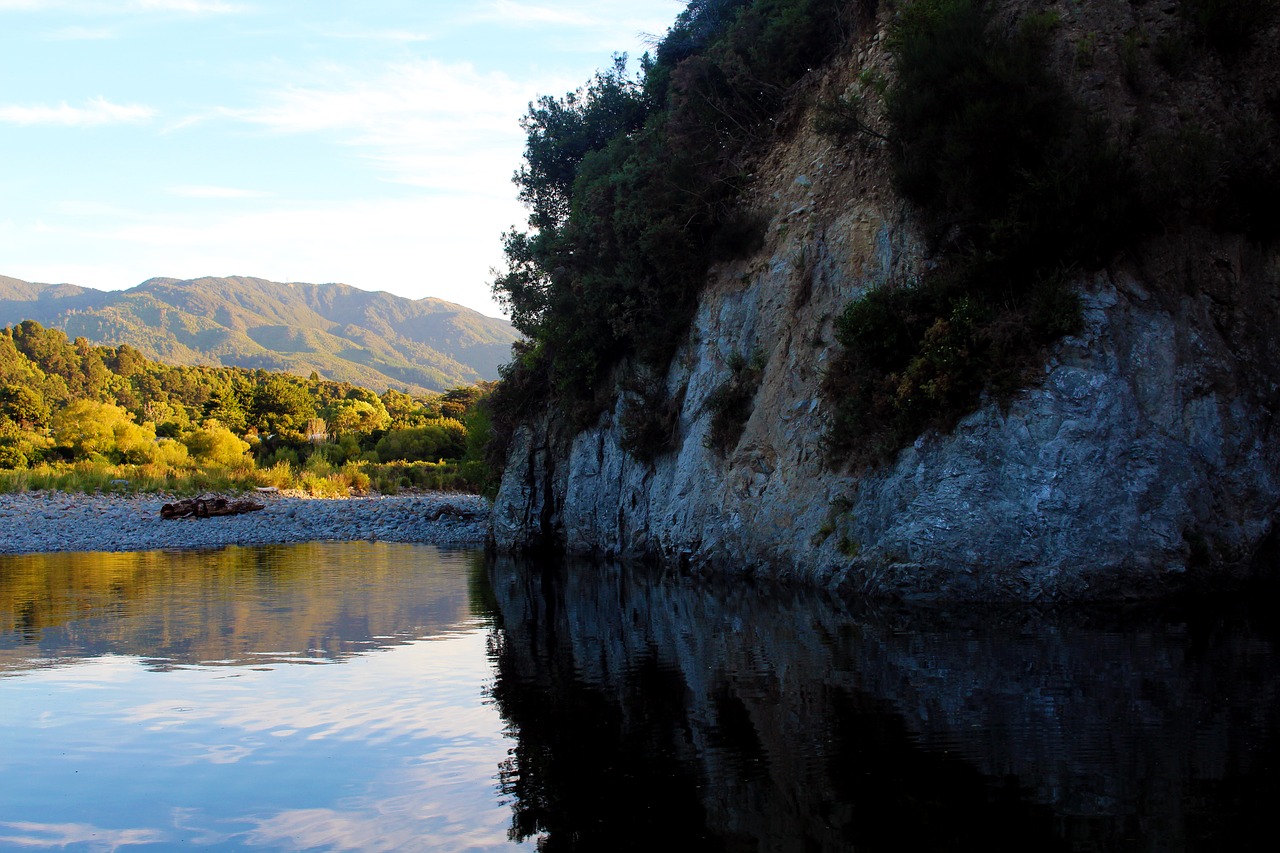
left=2, top=543, right=1278, bottom=850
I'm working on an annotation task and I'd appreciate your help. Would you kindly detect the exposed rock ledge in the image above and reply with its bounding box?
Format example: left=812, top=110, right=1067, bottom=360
left=493, top=206, right=1279, bottom=602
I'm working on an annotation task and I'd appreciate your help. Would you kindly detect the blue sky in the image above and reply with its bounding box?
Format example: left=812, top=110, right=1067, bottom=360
left=0, top=0, right=683, bottom=318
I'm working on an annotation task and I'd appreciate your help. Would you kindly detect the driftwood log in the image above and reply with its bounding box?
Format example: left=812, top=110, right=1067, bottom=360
left=425, top=502, right=483, bottom=522
left=160, top=496, right=265, bottom=520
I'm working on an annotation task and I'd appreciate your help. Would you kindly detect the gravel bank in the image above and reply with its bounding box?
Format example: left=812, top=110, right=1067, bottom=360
left=0, top=491, right=491, bottom=555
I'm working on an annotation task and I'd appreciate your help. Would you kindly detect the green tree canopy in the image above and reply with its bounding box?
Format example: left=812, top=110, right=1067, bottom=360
left=0, top=385, right=49, bottom=430
left=325, top=397, right=391, bottom=436
left=250, top=375, right=316, bottom=438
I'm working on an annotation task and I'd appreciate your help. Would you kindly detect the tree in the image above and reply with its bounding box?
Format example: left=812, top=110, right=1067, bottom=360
left=51, top=400, right=155, bottom=461
left=109, top=343, right=147, bottom=378
left=381, top=389, right=426, bottom=429
left=250, top=375, right=315, bottom=438
left=515, top=54, right=651, bottom=233
left=440, top=385, right=484, bottom=419
left=10, top=320, right=76, bottom=383
left=73, top=336, right=112, bottom=400
left=184, top=421, right=251, bottom=467
left=0, top=385, right=49, bottom=430
left=325, top=397, right=390, bottom=437
left=204, top=387, right=248, bottom=433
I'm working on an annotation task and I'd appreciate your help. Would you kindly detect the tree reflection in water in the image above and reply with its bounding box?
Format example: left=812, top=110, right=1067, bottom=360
left=484, top=556, right=1280, bottom=852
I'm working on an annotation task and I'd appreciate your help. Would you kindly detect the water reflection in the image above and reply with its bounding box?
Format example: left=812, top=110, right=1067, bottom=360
left=0, top=542, right=485, bottom=670
left=486, top=556, right=1280, bottom=852
left=6, top=543, right=1279, bottom=850
left=0, top=543, right=526, bottom=852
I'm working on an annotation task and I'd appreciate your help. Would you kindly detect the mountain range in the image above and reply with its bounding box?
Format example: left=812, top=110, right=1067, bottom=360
left=0, top=274, right=518, bottom=394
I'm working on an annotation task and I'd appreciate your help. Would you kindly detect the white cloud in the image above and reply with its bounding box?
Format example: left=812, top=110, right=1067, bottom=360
left=220, top=59, right=540, bottom=197
left=0, top=96, right=155, bottom=126
left=320, top=27, right=435, bottom=43
left=3, top=194, right=521, bottom=316
left=131, top=0, right=243, bottom=11
left=0, top=2, right=687, bottom=317
left=0, top=821, right=168, bottom=849
left=470, top=0, right=675, bottom=51
left=0, top=0, right=244, bottom=12
left=479, top=0, right=601, bottom=27
left=55, top=200, right=134, bottom=216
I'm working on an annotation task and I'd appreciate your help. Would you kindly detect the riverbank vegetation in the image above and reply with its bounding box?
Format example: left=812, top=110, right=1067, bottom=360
left=488, top=0, right=870, bottom=462
left=0, top=320, right=496, bottom=495
left=822, top=0, right=1278, bottom=465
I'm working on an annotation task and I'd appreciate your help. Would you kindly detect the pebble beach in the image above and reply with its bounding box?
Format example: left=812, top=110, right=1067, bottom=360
left=0, top=491, right=491, bottom=555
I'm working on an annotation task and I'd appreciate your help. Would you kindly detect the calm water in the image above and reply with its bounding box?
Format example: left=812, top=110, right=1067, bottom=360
left=0, top=543, right=521, bottom=851
left=3, top=545, right=1280, bottom=851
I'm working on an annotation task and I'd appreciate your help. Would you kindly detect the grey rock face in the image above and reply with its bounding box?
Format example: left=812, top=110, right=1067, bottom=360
left=493, top=195, right=1280, bottom=601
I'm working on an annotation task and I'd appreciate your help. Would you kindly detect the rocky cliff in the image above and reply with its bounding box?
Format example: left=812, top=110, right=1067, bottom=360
left=492, top=1, right=1280, bottom=601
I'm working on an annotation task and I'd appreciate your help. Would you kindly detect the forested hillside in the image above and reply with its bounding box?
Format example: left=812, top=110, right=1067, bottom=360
left=1, top=320, right=494, bottom=493
left=0, top=275, right=518, bottom=394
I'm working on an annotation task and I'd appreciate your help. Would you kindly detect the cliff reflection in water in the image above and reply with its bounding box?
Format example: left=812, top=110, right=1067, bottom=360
left=487, top=557, right=1280, bottom=852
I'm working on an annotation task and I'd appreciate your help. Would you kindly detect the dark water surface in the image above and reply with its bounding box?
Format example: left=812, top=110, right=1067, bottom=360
left=3, top=545, right=1279, bottom=851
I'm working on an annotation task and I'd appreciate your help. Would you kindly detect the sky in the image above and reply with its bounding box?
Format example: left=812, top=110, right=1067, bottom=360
left=0, top=0, right=685, bottom=318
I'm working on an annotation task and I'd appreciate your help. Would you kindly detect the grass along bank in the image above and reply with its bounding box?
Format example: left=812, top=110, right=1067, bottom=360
left=0, top=457, right=485, bottom=498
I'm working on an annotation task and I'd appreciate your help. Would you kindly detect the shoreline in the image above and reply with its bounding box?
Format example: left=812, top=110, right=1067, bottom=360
left=0, top=490, right=491, bottom=556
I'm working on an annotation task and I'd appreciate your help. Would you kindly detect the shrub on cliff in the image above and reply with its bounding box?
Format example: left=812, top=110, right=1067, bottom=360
left=824, top=0, right=1125, bottom=464
left=488, top=0, right=864, bottom=466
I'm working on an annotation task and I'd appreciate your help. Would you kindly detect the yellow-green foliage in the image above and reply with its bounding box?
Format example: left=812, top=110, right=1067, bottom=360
left=374, top=418, right=467, bottom=463
left=254, top=461, right=295, bottom=490
left=183, top=422, right=252, bottom=467
left=52, top=400, right=158, bottom=463
left=153, top=438, right=191, bottom=468
left=324, top=396, right=391, bottom=436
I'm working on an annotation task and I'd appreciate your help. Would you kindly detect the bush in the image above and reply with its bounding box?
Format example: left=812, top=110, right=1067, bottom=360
left=375, top=419, right=467, bottom=463
left=52, top=400, right=130, bottom=458
left=0, top=443, right=28, bottom=470
left=1139, top=115, right=1280, bottom=240
left=822, top=0, right=1122, bottom=466
left=887, top=0, right=1139, bottom=270
left=255, top=460, right=295, bottom=490
left=704, top=351, right=764, bottom=454
left=298, top=471, right=349, bottom=498
left=153, top=438, right=190, bottom=468
left=0, top=422, right=48, bottom=470
left=617, top=367, right=684, bottom=463
left=184, top=422, right=252, bottom=467
left=340, top=461, right=371, bottom=494
left=813, top=94, right=877, bottom=143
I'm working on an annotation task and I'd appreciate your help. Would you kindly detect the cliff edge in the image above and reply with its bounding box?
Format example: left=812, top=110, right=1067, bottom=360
left=491, top=0, right=1280, bottom=601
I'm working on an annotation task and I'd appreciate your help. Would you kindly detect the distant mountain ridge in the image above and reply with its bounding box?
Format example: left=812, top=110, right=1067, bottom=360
left=0, top=274, right=518, bottom=393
